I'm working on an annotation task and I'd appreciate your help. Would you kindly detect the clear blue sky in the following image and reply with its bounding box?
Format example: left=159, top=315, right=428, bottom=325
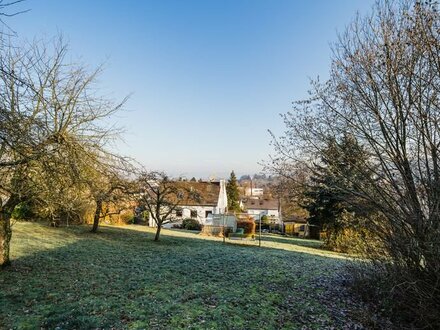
left=8, top=0, right=374, bottom=179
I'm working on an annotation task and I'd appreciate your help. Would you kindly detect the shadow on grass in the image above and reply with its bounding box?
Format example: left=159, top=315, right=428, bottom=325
left=1, top=223, right=349, bottom=330
left=12, top=222, right=344, bottom=262
left=261, top=234, right=324, bottom=249
left=99, top=224, right=346, bottom=260
left=121, top=225, right=341, bottom=260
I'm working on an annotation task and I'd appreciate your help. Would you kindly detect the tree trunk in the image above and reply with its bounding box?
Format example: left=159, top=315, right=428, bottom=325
left=0, top=211, right=12, bottom=267
left=91, top=199, right=102, bottom=233
left=154, top=224, right=162, bottom=241
left=0, top=196, right=18, bottom=267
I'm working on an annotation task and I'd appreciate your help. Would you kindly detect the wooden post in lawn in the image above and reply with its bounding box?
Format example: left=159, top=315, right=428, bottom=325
left=222, top=213, right=226, bottom=244
left=258, top=213, right=262, bottom=247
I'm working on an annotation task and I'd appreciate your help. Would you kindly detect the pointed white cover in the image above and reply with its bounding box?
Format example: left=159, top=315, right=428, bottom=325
left=215, top=179, right=228, bottom=214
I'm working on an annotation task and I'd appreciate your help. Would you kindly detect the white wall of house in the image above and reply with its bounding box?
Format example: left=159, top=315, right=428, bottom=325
left=180, top=205, right=215, bottom=224
left=149, top=207, right=281, bottom=227
left=246, top=209, right=281, bottom=224
left=150, top=205, right=215, bottom=228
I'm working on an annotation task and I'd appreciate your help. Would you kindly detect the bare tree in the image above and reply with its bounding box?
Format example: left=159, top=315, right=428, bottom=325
left=269, top=165, right=310, bottom=220
left=88, top=158, right=137, bottom=233
left=0, top=1, right=29, bottom=34
left=270, top=1, right=440, bottom=326
left=138, top=171, right=199, bottom=241
left=0, top=37, right=127, bottom=266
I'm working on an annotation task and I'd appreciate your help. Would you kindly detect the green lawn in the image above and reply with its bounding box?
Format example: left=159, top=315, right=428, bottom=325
left=0, top=222, right=364, bottom=329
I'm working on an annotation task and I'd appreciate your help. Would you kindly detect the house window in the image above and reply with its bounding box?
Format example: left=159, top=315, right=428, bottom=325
left=190, top=210, right=197, bottom=218
left=175, top=208, right=183, bottom=217
left=205, top=211, right=212, bottom=218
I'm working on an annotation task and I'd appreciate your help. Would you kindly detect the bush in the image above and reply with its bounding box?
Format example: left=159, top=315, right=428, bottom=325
left=181, top=218, right=201, bottom=231
left=236, top=220, right=256, bottom=235
left=119, top=211, right=135, bottom=225
left=324, top=228, right=379, bottom=254
left=126, top=216, right=135, bottom=224
left=11, top=202, right=33, bottom=220
left=346, top=260, right=440, bottom=329
left=141, top=210, right=149, bottom=220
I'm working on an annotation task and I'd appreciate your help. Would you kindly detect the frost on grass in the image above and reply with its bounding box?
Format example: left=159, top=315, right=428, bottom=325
left=1, top=222, right=373, bottom=329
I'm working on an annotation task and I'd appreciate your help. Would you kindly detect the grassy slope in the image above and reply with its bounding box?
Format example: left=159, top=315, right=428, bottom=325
left=0, top=222, right=359, bottom=329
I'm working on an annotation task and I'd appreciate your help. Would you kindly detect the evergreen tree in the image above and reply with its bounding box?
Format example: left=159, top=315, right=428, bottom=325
left=226, top=170, right=241, bottom=212
left=304, top=134, right=371, bottom=245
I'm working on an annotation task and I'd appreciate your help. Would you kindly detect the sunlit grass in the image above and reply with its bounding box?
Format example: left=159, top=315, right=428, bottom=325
left=1, top=222, right=356, bottom=329
left=123, top=225, right=346, bottom=259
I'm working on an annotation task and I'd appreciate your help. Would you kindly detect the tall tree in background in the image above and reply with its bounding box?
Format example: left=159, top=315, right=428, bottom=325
left=226, top=170, right=240, bottom=212
left=303, top=135, right=371, bottom=246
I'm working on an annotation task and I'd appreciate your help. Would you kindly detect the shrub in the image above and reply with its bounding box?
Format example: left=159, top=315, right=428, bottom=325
left=119, top=211, right=135, bottom=225
left=11, top=202, right=33, bottom=220
left=236, top=220, right=256, bottom=235
left=199, top=225, right=231, bottom=237
left=346, top=260, right=440, bottom=329
left=126, top=216, right=135, bottom=224
left=325, top=227, right=379, bottom=254
left=261, top=215, right=269, bottom=224
left=181, top=218, right=201, bottom=231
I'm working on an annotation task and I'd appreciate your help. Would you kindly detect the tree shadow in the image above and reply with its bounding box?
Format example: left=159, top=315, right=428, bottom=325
left=1, top=223, right=353, bottom=329
left=261, top=234, right=324, bottom=249
left=95, top=224, right=345, bottom=259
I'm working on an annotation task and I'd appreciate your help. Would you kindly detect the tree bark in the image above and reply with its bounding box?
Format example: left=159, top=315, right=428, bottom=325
left=0, top=211, right=12, bottom=267
left=154, top=224, right=162, bottom=241
left=0, top=196, right=18, bottom=267
left=91, top=199, right=102, bottom=233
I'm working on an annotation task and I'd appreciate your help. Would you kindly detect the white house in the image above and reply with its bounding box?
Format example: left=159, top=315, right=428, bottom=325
left=241, top=198, right=281, bottom=224
left=149, top=180, right=228, bottom=228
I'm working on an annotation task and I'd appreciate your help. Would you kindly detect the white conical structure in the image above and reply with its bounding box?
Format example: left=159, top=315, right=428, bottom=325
left=215, top=179, right=228, bottom=214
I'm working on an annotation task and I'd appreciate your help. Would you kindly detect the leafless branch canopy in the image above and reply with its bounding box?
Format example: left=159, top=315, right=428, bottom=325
left=270, top=0, right=440, bottom=273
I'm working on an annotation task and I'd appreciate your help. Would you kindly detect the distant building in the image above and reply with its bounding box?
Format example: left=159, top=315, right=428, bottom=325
left=244, top=187, right=264, bottom=197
